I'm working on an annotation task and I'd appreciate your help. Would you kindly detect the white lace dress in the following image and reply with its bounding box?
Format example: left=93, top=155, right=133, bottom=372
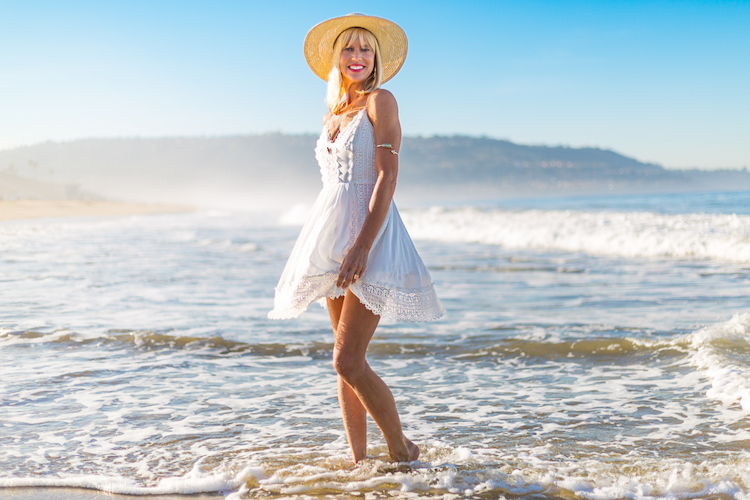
left=268, top=107, right=445, bottom=322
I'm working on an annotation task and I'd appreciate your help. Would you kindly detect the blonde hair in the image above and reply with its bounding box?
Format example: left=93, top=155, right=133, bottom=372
left=325, top=27, right=383, bottom=114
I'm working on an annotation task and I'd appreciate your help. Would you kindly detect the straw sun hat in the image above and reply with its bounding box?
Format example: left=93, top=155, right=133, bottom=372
left=303, top=13, right=408, bottom=84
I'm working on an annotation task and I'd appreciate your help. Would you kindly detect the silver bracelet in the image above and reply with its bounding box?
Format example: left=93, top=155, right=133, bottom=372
left=376, top=143, right=399, bottom=155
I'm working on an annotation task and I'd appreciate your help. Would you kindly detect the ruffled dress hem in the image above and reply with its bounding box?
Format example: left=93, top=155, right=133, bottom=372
left=268, top=272, right=445, bottom=323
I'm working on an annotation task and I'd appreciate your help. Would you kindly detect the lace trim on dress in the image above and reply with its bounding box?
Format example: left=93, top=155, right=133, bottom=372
left=269, top=270, right=445, bottom=322
left=353, top=281, right=445, bottom=322
left=349, top=183, right=376, bottom=252
left=349, top=111, right=377, bottom=185
left=316, top=109, right=377, bottom=188
left=268, top=271, right=341, bottom=320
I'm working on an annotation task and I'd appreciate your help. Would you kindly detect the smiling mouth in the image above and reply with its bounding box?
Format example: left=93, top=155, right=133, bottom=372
left=349, top=65, right=365, bottom=71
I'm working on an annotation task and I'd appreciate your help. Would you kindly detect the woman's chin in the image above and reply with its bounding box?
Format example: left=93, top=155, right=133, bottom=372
left=344, top=72, right=371, bottom=84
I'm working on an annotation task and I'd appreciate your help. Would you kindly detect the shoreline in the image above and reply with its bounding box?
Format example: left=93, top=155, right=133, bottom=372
left=0, top=488, right=223, bottom=499
left=0, top=200, right=194, bottom=222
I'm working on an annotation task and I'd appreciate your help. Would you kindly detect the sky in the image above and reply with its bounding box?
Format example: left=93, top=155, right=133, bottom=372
left=1, top=0, right=748, bottom=170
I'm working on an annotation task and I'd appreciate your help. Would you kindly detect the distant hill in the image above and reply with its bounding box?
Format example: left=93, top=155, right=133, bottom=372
left=399, top=136, right=686, bottom=196
left=0, top=135, right=747, bottom=208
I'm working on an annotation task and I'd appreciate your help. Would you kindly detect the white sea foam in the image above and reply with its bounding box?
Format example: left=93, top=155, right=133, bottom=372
left=237, top=447, right=750, bottom=500
left=3, top=457, right=749, bottom=500
left=0, top=462, right=265, bottom=496
left=686, top=313, right=750, bottom=413
left=402, top=207, right=750, bottom=263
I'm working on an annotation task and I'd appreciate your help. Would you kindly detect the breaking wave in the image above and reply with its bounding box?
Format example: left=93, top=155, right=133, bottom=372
left=401, top=207, right=750, bottom=263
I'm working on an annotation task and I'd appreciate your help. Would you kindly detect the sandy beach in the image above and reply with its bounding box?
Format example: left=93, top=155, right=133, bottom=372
left=0, top=200, right=193, bottom=222
left=0, top=488, right=222, bottom=499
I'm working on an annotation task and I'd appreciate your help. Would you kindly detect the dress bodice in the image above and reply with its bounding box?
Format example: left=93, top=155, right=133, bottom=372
left=315, top=108, right=377, bottom=186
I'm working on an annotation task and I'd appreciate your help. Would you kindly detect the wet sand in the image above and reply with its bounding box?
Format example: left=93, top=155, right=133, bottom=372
left=0, top=488, right=222, bottom=499
left=0, top=200, right=193, bottom=222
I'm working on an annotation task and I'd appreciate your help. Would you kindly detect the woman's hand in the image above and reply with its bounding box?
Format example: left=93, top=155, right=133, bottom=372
left=337, top=244, right=369, bottom=289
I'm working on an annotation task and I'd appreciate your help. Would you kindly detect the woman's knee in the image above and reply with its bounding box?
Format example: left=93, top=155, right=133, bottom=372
left=332, top=311, right=374, bottom=384
left=332, top=348, right=366, bottom=383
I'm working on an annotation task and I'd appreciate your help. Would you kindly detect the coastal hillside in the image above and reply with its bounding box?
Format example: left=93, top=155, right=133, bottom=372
left=1, top=135, right=747, bottom=207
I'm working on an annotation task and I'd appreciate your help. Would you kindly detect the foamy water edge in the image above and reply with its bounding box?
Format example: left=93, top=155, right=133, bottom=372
left=399, top=207, right=750, bottom=263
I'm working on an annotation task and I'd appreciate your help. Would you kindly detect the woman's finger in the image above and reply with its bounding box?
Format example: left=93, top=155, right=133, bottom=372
left=336, top=268, right=351, bottom=288
left=337, top=265, right=364, bottom=288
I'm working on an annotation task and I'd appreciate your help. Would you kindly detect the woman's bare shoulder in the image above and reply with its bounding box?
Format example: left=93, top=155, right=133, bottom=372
left=323, top=111, right=332, bottom=125
left=366, top=89, right=398, bottom=120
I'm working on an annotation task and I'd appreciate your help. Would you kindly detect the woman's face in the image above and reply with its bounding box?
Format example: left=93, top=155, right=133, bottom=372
left=338, top=37, right=375, bottom=87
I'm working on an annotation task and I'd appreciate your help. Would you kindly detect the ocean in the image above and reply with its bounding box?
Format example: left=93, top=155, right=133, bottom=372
left=1, top=190, right=750, bottom=499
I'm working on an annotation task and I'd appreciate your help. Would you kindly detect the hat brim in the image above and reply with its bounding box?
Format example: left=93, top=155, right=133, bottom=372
left=303, top=14, right=408, bottom=84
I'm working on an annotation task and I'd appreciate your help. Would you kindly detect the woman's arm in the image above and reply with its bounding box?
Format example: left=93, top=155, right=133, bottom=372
left=336, top=89, right=401, bottom=289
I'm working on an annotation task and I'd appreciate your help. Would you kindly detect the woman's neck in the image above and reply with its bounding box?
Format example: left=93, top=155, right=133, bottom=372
left=343, top=81, right=367, bottom=107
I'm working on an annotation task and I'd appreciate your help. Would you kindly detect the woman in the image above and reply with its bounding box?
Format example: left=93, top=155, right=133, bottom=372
left=269, top=13, right=444, bottom=464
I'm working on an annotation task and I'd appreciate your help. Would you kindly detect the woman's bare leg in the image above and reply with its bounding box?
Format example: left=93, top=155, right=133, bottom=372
left=338, top=376, right=368, bottom=460
left=328, top=291, right=419, bottom=463
left=327, top=296, right=368, bottom=462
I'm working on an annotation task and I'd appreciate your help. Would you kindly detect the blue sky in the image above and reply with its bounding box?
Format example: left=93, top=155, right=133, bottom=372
left=1, top=0, right=748, bottom=169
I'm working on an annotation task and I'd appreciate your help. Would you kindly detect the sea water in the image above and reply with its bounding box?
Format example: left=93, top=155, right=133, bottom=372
left=1, top=190, right=750, bottom=499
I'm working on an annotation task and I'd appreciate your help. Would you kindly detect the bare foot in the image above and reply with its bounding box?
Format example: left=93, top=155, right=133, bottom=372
left=391, top=437, right=420, bottom=462
left=405, top=438, right=420, bottom=462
